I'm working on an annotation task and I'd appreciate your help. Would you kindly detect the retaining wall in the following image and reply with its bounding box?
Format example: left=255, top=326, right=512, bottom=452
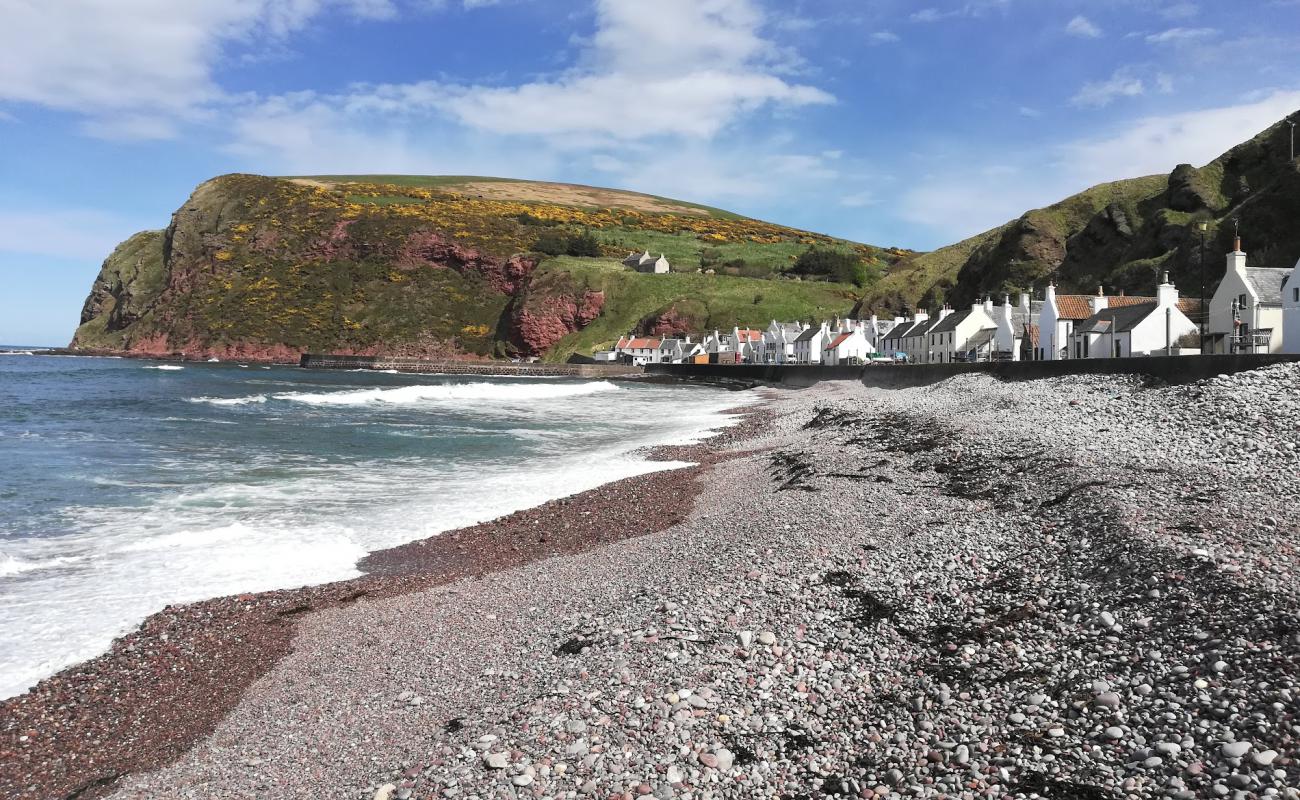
left=300, top=354, right=641, bottom=379
left=646, top=353, right=1300, bottom=389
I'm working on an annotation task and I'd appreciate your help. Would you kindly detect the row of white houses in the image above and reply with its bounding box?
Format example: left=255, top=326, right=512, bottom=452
left=596, top=241, right=1300, bottom=366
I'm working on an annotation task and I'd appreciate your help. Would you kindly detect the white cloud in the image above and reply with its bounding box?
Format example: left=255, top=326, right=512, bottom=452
left=1018, top=106, right=1043, bottom=118
left=869, top=30, right=901, bottom=44
left=1065, top=15, right=1102, bottom=38
left=1071, top=69, right=1145, bottom=108
left=1160, top=2, right=1199, bottom=20
left=1063, top=89, right=1300, bottom=186
left=0, top=0, right=406, bottom=138
left=899, top=90, right=1300, bottom=242
left=1145, top=26, right=1216, bottom=44
left=215, top=0, right=849, bottom=212
left=231, top=0, right=834, bottom=155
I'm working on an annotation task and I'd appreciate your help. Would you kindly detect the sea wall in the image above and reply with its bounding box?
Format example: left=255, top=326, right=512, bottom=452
left=299, top=354, right=641, bottom=378
left=646, top=353, right=1300, bottom=388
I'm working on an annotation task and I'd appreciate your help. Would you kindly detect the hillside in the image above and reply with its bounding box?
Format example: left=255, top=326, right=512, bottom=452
left=857, top=112, right=1300, bottom=314
left=72, top=175, right=897, bottom=362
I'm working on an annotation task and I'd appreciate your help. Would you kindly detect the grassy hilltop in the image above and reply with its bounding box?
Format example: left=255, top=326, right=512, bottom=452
left=73, top=174, right=901, bottom=361
left=858, top=112, right=1300, bottom=314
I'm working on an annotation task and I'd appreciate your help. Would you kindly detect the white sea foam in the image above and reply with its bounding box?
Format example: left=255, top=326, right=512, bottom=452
left=271, top=380, right=619, bottom=407
left=0, top=375, right=746, bottom=699
left=144, top=364, right=185, bottom=371
left=188, top=395, right=269, bottom=406
left=0, top=553, right=84, bottom=577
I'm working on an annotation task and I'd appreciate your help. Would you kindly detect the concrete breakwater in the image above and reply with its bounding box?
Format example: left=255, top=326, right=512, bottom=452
left=299, top=354, right=642, bottom=378
left=647, top=352, right=1300, bottom=388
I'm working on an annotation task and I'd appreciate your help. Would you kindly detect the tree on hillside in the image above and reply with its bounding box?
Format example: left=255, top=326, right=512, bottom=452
left=791, top=247, right=876, bottom=288
left=567, top=230, right=602, bottom=257
left=533, top=230, right=570, bottom=256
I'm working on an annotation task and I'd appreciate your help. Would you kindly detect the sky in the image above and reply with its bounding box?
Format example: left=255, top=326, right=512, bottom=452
left=2, top=0, right=1300, bottom=345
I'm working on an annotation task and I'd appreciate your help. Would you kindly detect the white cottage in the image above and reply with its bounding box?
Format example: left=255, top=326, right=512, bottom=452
left=1207, top=237, right=1289, bottom=354
left=793, top=323, right=831, bottom=364
left=622, top=251, right=670, bottom=274
left=928, top=300, right=999, bottom=363
left=994, top=293, right=1041, bottom=361
left=758, top=320, right=807, bottom=364
left=1067, top=274, right=1197, bottom=358
left=880, top=312, right=925, bottom=359
left=613, top=335, right=661, bottom=365
left=1284, top=259, right=1300, bottom=355
left=823, top=327, right=873, bottom=366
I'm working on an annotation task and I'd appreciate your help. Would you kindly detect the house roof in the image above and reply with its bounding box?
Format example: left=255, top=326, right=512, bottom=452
left=1244, top=267, right=1291, bottom=304
left=657, top=338, right=684, bottom=350
left=1010, top=301, right=1044, bottom=326
left=1026, top=323, right=1040, bottom=347
left=734, top=329, right=763, bottom=343
left=909, top=316, right=946, bottom=338
left=825, top=332, right=855, bottom=350
left=1076, top=302, right=1162, bottom=334
left=964, top=328, right=997, bottom=349
left=620, top=337, right=660, bottom=349
left=794, top=327, right=821, bottom=343
left=1052, top=293, right=1159, bottom=320
left=930, top=308, right=973, bottom=334
left=884, top=319, right=921, bottom=342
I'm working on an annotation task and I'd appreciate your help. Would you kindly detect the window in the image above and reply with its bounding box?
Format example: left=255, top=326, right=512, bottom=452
left=1239, top=293, right=1248, bottom=308
left=1083, top=338, right=1090, bottom=358
left=1115, top=341, right=1122, bottom=358
left=1294, top=288, right=1299, bottom=303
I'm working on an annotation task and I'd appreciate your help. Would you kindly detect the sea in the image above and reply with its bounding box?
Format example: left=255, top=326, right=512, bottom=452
left=0, top=352, right=744, bottom=699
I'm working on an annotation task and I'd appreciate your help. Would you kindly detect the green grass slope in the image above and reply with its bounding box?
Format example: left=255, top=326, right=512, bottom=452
left=73, top=174, right=897, bottom=360
left=858, top=109, right=1300, bottom=313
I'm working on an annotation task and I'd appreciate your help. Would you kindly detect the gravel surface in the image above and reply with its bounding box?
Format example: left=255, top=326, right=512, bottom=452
left=0, top=404, right=770, bottom=800
left=15, top=364, right=1300, bottom=799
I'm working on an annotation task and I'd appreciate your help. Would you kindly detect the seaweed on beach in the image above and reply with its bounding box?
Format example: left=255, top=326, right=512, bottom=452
left=769, top=450, right=820, bottom=492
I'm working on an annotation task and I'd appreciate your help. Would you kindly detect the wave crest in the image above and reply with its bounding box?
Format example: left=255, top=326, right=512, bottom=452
left=196, top=381, right=620, bottom=408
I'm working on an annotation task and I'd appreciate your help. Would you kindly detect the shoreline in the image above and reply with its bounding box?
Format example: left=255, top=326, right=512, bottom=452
left=0, top=400, right=774, bottom=800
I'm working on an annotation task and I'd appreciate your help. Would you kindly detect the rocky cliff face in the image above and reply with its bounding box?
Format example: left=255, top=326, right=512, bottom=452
left=859, top=111, right=1300, bottom=312
left=72, top=175, right=562, bottom=361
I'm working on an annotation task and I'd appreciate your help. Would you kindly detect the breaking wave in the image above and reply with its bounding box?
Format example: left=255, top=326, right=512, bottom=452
left=195, top=381, right=620, bottom=408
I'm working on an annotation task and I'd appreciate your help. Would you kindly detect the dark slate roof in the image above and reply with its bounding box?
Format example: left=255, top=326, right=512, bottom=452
left=964, top=328, right=997, bottom=349
left=794, top=327, right=821, bottom=343
left=1077, top=302, right=1161, bottom=334
left=929, top=308, right=973, bottom=335
left=1244, top=268, right=1291, bottom=304
left=909, top=316, right=946, bottom=338
left=1011, top=301, right=1043, bottom=327
left=884, top=319, right=922, bottom=342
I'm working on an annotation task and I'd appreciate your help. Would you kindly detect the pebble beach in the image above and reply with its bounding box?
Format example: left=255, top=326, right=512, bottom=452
left=6, top=365, right=1300, bottom=799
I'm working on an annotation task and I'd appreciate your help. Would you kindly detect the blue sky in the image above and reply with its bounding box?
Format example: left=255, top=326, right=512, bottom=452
left=2, top=0, right=1299, bottom=345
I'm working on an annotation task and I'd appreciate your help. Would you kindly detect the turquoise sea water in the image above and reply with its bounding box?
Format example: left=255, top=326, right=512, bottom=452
left=0, top=354, right=742, bottom=698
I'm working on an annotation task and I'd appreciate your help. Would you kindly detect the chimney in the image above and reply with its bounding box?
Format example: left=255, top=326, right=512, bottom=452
left=1227, top=237, right=1248, bottom=275
left=1001, top=295, right=1013, bottom=325
left=983, top=297, right=994, bottom=314
left=1019, top=292, right=1031, bottom=314
left=1044, top=283, right=1057, bottom=304
left=1156, top=271, right=1179, bottom=307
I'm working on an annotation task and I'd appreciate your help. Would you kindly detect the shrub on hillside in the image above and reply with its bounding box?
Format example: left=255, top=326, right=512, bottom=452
left=533, top=230, right=570, bottom=256
left=791, top=247, right=876, bottom=287
left=532, top=229, right=604, bottom=258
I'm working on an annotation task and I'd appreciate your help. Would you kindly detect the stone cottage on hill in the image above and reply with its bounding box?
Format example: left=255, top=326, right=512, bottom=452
left=622, top=251, right=670, bottom=274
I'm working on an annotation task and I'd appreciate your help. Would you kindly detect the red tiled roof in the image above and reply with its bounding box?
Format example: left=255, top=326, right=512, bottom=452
left=1026, top=324, right=1040, bottom=346
left=1053, top=294, right=1156, bottom=319
left=620, top=337, right=660, bottom=349
left=734, top=329, right=763, bottom=343
left=824, top=332, right=854, bottom=350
